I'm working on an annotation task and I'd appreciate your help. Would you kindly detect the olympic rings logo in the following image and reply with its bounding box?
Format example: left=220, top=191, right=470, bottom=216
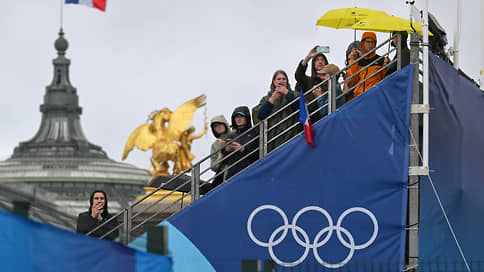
left=247, top=205, right=378, bottom=269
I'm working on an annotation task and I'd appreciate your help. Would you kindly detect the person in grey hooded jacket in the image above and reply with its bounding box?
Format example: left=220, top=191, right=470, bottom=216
left=209, top=115, right=230, bottom=188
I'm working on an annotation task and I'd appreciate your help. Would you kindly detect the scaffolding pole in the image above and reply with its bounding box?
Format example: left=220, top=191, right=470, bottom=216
left=407, top=30, right=421, bottom=271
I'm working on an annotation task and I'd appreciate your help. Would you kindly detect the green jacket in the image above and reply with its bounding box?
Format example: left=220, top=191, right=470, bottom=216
left=252, top=90, right=301, bottom=153
left=295, top=60, right=324, bottom=123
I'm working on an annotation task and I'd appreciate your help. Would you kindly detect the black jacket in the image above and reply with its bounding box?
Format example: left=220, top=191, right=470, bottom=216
left=76, top=211, right=119, bottom=240
left=222, top=106, right=258, bottom=179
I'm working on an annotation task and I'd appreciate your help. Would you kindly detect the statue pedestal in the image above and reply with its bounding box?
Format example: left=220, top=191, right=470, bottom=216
left=148, top=175, right=194, bottom=193
left=131, top=175, right=202, bottom=238
left=135, top=174, right=211, bottom=203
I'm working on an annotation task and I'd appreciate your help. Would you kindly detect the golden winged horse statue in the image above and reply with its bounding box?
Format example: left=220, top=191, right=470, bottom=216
left=122, top=95, right=207, bottom=178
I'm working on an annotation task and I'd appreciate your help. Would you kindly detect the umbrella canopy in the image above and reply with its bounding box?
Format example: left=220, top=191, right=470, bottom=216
left=316, top=7, right=389, bottom=29
left=351, top=15, right=433, bottom=36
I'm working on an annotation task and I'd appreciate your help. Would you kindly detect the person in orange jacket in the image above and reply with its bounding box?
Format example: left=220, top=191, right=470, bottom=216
left=346, top=32, right=389, bottom=99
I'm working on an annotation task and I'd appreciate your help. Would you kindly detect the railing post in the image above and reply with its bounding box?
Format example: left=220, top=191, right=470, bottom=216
left=397, top=33, right=402, bottom=71
left=12, top=201, right=30, bottom=217
left=328, top=76, right=337, bottom=113
left=123, top=207, right=132, bottom=245
left=259, top=120, right=267, bottom=159
left=263, top=259, right=275, bottom=272
left=191, top=164, right=200, bottom=201
left=242, top=259, right=261, bottom=272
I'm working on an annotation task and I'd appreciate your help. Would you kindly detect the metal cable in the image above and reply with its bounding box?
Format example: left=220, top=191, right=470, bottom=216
left=408, top=127, right=471, bottom=272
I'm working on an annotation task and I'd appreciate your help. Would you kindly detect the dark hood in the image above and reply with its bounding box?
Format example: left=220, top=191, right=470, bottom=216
left=231, top=106, right=252, bottom=133
left=392, top=31, right=408, bottom=49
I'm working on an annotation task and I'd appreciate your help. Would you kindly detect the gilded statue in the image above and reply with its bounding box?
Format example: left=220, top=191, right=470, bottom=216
left=176, top=125, right=208, bottom=173
left=122, top=95, right=208, bottom=177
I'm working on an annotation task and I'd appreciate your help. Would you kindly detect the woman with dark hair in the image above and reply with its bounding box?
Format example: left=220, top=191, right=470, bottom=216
left=76, top=190, right=118, bottom=240
left=252, top=70, right=300, bottom=152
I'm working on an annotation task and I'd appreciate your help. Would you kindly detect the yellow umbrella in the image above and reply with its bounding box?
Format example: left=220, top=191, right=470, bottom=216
left=316, top=7, right=389, bottom=29
left=351, top=15, right=433, bottom=36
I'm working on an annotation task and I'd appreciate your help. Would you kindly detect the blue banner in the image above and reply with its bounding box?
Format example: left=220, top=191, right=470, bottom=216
left=419, top=53, right=484, bottom=263
left=164, top=66, right=413, bottom=271
left=0, top=211, right=172, bottom=272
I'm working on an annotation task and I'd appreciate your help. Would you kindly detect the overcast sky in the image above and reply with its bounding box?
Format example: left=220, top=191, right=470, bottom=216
left=1, top=0, right=481, bottom=175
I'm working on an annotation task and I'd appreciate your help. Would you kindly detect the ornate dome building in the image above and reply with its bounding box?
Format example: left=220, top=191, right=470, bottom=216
left=0, top=30, right=149, bottom=229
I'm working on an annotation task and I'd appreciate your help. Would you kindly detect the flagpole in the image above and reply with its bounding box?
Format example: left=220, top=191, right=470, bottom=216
left=60, top=0, right=64, bottom=30
left=480, top=0, right=484, bottom=91
left=422, top=0, right=429, bottom=169
left=453, top=0, right=461, bottom=69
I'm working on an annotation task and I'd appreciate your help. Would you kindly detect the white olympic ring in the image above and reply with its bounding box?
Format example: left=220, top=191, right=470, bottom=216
left=247, top=205, right=378, bottom=269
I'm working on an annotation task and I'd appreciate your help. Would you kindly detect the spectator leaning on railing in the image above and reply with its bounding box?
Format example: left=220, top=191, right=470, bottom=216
left=209, top=115, right=230, bottom=188
left=311, top=64, right=346, bottom=117
left=252, top=70, right=300, bottom=152
left=221, top=106, right=258, bottom=180
left=385, top=31, right=410, bottom=77
left=346, top=32, right=390, bottom=100
left=76, top=190, right=118, bottom=240
left=295, top=45, right=329, bottom=122
left=342, top=40, right=362, bottom=98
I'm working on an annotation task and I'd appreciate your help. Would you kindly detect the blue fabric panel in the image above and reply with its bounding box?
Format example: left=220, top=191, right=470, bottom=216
left=419, top=53, right=484, bottom=261
left=168, top=66, right=413, bottom=271
left=0, top=211, right=171, bottom=272
left=130, top=221, right=214, bottom=272
left=135, top=251, right=173, bottom=272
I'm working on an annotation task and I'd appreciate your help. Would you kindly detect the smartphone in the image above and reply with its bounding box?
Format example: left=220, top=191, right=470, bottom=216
left=316, top=46, right=330, bottom=54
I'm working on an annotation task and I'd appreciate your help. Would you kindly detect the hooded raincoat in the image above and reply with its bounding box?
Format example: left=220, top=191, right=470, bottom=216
left=209, top=115, right=230, bottom=187
left=221, top=106, right=258, bottom=180
left=346, top=32, right=387, bottom=99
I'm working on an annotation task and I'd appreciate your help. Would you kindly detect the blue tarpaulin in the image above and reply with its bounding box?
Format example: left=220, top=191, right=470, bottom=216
left=419, top=53, right=484, bottom=263
left=157, top=65, right=414, bottom=271
left=0, top=211, right=172, bottom=272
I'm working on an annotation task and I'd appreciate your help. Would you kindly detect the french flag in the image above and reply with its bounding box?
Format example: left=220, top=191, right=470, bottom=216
left=299, top=87, right=315, bottom=147
left=65, top=0, right=106, bottom=11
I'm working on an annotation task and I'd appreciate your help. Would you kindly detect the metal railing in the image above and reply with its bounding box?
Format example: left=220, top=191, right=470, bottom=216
left=86, top=34, right=405, bottom=245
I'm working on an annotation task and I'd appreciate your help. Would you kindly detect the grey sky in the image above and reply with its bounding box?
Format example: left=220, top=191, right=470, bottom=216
left=1, top=0, right=481, bottom=173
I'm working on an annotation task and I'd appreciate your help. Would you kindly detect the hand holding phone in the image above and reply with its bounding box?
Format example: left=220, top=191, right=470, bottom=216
left=349, top=48, right=361, bottom=60
left=316, top=46, right=330, bottom=54
left=275, top=83, right=288, bottom=95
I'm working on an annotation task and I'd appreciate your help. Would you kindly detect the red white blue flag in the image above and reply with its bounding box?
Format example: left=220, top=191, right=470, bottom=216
left=65, top=0, right=106, bottom=11
left=299, top=87, right=315, bottom=147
